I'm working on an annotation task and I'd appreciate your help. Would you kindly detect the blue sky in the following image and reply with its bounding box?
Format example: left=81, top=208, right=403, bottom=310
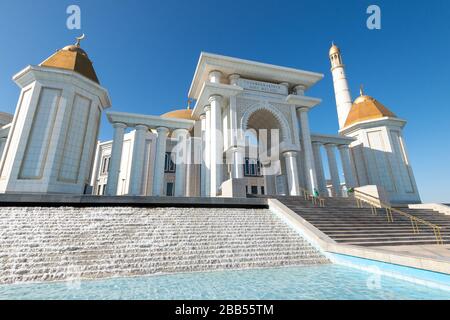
left=0, top=0, right=449, bottom=202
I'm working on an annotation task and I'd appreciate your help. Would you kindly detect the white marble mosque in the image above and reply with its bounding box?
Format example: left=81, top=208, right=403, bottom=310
left=0, top=39, right=421, bottom=204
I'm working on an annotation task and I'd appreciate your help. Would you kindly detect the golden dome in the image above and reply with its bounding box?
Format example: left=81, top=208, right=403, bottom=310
left=61, top=44, right=88, bottom=57
left=344, top=87, right=397, bottom=128
left=329, top=43, right=340, bottom=56
left=353, top=94, right=373, bottom=104
left=161, top=109, right=194, bottom=120
left=39, top=36, right=99, bottom=84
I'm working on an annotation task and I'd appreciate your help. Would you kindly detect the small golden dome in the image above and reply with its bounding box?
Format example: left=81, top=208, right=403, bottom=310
left=329, top=43, right=340, bottom=56
left=39, top=35, right=99, bottom=84
left=344, top=87, right=396, bottom=128
left=161, top=109, right=194, bottom=120
left=354, top=94, right=373, bottom=104
left=61, top=44, right=88, bottom=57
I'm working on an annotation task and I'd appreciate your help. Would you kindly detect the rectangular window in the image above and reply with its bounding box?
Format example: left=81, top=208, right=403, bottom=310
left=261, top=186, right=265, bottom=195
left=166, top=182, right=174, bottom=196
left=164, top=152, right=176, bottom=173
left=244, top=158, right=250, bottom=176
left=243, top=158, right=262, bottom=177
left=101, top=156, right=111, bottom=174
left=251, top=185, right=258, bottom=195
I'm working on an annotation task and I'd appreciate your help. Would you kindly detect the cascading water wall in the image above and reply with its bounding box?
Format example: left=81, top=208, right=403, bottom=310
left=0, top=207, right=329, bottom=284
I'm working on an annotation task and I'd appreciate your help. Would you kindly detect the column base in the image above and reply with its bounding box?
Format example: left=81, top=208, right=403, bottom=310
left=220, top=178, right=246, bottom=198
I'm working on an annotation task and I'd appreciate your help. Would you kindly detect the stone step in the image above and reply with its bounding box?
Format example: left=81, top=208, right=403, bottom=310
left=278, top=196, right=450, bottom=247
left=332, top=234, right=449, bottom=241
left=344, top=239, right=446, bottom=247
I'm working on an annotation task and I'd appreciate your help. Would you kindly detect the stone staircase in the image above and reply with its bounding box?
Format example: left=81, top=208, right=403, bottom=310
left=0, top=206, right=329, bottom=284
left=270, top=196, right=450, bottom=247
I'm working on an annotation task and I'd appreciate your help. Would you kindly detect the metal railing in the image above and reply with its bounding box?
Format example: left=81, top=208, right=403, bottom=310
left=352, top=189, right=444, bottom=245
left=299, top=187, right=325, bottom=207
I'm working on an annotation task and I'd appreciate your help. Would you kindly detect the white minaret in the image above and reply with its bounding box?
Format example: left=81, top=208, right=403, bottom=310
left=329, top=43, right=353, bottom=129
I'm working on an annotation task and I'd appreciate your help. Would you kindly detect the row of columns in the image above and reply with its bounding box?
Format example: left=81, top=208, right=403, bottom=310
left=197, top=72, right=320, bottom=198
left=106, top=122, right=190, bottom=197
left=199, top=71, right=227, bottom=197
left=296, top=106, right=317, bottom=195
left=312, top=142, right=356, bottom=196
left=105, top=69, right=355, bottom=199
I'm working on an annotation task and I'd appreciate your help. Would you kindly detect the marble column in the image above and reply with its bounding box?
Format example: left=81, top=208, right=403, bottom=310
left=230, top=146, right=244, bottom=179
left=152, top=127, right=169, bottom=196
left=209, top=95, right=223, bottom=197
left=106, top=122, right=127, bottom=196
left=128, top=125, right=148, bottom=195
left=185, top=135, right=198, bottom=197
left=174, top=128, right=189, bottom=197
left=338, top=144, right=356, bottom=189
left=262, top=161, right=276, bottom=196
left=312, top=142, right=327, bottom=195
left=200, top=114, right=207, bottom=197
left=283, top=151, right=301, bottom=196
left=296, top=107, right=318, bottom=194
left=203, top=106, right=211, bottom=197
left=325, top=144, right=341, bottom=197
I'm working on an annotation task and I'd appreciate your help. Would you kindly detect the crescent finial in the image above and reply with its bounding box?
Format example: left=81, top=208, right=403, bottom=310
left=75, top=34, right=85, bottom=47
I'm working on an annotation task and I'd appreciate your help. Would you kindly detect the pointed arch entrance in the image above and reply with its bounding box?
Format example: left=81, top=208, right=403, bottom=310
left=237, top=104, right=300, bottom=196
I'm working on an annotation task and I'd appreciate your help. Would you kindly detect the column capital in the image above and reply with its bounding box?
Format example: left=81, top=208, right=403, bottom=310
left=208, top=95, right=223, bottom=104
left=311, top=141, right=323, bottom=147
left=156, top=126, right=169, bottom=135
left=113, top=122, right=127, bottom=129
left=208, top=70, right=223, bottom=84
left=294, top=84, right=307, bottom=95
left=228, top=74, right=241, bottom=85
left=173, top=128, right=190, bottom=137
left=203, top=105, right=211, bottom=113
left=199, top=113, right=206, bottom=120
left=324, top=143, right=336, bottom=148
left=134, top=124, right=148, bottom=132
left=337, top=144, right=350, bottom=150
left=296, top=106, right=309, bottom=112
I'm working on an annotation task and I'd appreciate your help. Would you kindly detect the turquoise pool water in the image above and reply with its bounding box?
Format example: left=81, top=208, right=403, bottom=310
left=1, top=265, right=449, bottom=300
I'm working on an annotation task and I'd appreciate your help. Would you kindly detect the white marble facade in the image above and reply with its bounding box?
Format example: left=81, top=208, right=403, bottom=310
left=91, top=53, right=360, bottom=199
left=0, top=43, right=421, bottom=204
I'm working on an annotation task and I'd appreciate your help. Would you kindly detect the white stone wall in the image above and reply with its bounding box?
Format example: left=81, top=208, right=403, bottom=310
left=0, top=66, right=109, bottom=194
left=344, top=120, right=420, bottom=204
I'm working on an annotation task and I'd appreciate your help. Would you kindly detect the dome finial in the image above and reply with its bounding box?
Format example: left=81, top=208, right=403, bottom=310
left=329, top=42, right=340, bottom=56
left=360, top=84, right=364, bottom=96
left=187, top=99, right=191, bottom=110
left=75, top=34, right=85, bottom=47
